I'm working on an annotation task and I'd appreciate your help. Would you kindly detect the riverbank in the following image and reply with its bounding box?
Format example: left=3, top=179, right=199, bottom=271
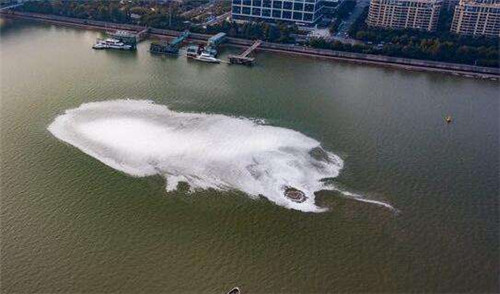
left=1, top=10, right=499, bottom=80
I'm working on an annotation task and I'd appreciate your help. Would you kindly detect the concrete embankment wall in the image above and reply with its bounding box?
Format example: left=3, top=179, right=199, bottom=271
left=2, top=11, right=499, bottom=79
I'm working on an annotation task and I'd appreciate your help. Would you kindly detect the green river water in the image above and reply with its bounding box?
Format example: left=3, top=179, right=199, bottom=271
left=1, top=19, right=499, bottom=293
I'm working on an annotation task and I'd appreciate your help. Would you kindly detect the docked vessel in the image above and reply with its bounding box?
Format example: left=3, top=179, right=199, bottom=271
left=186, top=44, right=200, bottom=58
left=194, top=52, right=221, bottom=63
left=108, top=30, right=137, bottom=42
left=186, top=44, right=221, bottom=63
left=92, top=38, right=133, bottom=50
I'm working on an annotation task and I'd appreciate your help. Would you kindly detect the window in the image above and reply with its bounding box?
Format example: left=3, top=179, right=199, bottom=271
left=305, top=3, right=314, bottom=11
left=283, top=10, right=292, bottom=18
left=233, top=0, right=242, bottom=4
left=293, top=11, right=303, bottom=19
left=263, top=0, right=272, bottom=7
left=272, top=9, right=282, bottom=17
left=283, top=1, right=293, bottom=9
left=273, top=1, right=283, bottom=9
left=252, top=7, right=262, bottom=15
left=303, top=12, right=313, bottom=20
left=294, top=2, right=304, bottom=10
left=232, top=6, right=242, bottom=13
left=242, top=6, right=251, bottom=14
left=243, top=0, right=252, bottom=5
left=253, top=0, right=262, bottom=6
left=262, top=8, right=271, bottom=16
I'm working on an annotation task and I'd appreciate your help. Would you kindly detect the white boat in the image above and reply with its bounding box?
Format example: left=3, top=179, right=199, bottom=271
left=194, top=52, right=221, bottom=63
left=92, top=38, right=132, bottom=50
left=186, top=44, right=200, bottom=58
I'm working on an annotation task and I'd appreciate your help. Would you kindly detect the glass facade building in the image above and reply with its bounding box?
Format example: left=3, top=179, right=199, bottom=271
left=231, top=0, right=327, bottom=25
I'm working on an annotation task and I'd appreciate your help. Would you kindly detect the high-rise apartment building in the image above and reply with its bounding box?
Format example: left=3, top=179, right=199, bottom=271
left=443, top=0, right=460, bottom=10
left=450, top=0, right=500, bottom=36
left=367, top=0, right=443, bottom=31
left=230, top=0, right=332, bottom=25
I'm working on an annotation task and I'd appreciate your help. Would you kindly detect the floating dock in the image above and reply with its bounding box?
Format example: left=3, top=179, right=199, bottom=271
left=207, top=32, right=226, bottom=47
left=228, top=40, right=262, bottom=66
left=185, top=32, right=226, bottom=61
left=205, top=32, right=226, bottom=57
left=150, top=31, right=190, bottom=55
left=107, top=28, right=149, bottom=49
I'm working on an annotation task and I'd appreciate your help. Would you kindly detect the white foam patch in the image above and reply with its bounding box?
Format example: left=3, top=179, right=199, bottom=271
left=48, top=100, right=395, bottom=213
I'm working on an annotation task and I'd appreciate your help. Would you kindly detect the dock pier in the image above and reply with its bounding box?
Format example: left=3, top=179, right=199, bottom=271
left=205, top=32, right=227, bottom=57
left=150, top=31, right=190, bottom=55
left=228, top=40, right=262, bottom=66
left=137, top=27, right=150, bottom=41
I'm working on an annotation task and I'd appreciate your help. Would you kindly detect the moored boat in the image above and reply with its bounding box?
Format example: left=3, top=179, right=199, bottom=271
left=194, top=51, right=221, bottom=63
left=92, top=38, right=132, bottom=50
left=186, top=45, right=199, bottom=58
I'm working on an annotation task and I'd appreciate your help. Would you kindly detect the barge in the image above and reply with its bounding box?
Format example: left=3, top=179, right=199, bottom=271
left=150, top=31, right=189, bottom=55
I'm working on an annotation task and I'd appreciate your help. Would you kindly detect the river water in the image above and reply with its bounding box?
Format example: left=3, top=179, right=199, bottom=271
left=1, top=19, right=498, bottom=293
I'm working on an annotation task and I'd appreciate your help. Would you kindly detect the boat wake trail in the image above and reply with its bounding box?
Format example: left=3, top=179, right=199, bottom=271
left=48, top=100, right=395, bottom=213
